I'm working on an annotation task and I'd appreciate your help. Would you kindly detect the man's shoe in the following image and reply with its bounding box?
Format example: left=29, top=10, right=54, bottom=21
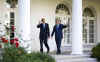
left=40, top=49, right=43, bottom=53
left=47, top=50, right=49, bottom=53
left=56, top=52, right=61, bottom=55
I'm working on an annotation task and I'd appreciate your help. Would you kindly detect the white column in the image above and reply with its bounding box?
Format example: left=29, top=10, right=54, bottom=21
left=18, top=0, right=31, bottom=53
left=71, top=0, right=83, bottom=54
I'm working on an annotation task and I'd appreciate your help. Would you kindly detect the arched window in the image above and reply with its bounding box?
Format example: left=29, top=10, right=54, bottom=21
left=56, top=4, right=70, bottom=15
left=83, top=8, right=94, bottom=17
left=83, top=8, right=96, bottom=45
left=55, top=4, right=71, bottom=45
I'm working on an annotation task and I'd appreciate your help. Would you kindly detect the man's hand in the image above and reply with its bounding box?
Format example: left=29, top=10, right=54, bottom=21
left=48, top=36, right=50, bottom=39
left=38, top=21, right=41, bottom=24
left=51, top=36, right=53, bottom=39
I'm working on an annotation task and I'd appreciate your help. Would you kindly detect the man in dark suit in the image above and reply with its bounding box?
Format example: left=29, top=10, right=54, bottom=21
left=51, top=19, right=67, bottom=54
left=37, top=18, right=50, bottom=53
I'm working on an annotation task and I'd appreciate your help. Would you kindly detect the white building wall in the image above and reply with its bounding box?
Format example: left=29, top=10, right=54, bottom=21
left=0, top=0, right=10, bottom=25
left=96, top=3, right=100, bottom=43
left=0, top=0, right=100, bottom=52
left=30, top=0, right=100, bottom=51
left=30, top=0, right=58, bottom=51
left=30, top=0, right=72, bottom=52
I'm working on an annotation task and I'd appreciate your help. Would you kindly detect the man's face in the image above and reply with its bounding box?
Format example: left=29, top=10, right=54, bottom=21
left=41, top=18, right=45, bottom=23
left=56, top=20, right=60, bottom=24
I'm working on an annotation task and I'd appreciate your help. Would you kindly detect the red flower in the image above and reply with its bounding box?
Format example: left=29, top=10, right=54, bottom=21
left=15, top=41, right=19, bottom=48
left=1, top=37, right=6, bottom=41
left=3, top=40, right=8, bottom=43
left=1, top=37, right=8, bottom=43
left=14, top=38, right=18, bottom=41
left=0, top=44, right=2, bottom=48
left=11, top=25, right=15, bottom=31
left=10, top=39, right=15, bottom=44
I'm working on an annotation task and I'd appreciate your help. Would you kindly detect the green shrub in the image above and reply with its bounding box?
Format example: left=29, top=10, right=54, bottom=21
left=18, top=52, right=55, bottom=62
left=3, top=46, right=55, bottom=62
left=91, top=43, right=100, bottom=61
left=2, top=38, right=55, bottom=62
left=3, top=46, right=27, bottom=62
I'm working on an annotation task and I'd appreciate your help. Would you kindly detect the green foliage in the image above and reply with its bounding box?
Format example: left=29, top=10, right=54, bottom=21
left=17, top=52, right=55, bottom=62
left=3, top=46, right=55, bottom=62
left=6, top=0, right=18, bottom=5
left=3, top=46, right=27, bottom=62
left=6, top=0, right=18, bottom=8
left=91, top=43, right=100, bottom=61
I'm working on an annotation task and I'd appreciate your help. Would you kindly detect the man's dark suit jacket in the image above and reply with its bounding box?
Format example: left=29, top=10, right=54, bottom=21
left=37, top=23, right=50, bottom=40
left=51, top=24, right=67, bottom=40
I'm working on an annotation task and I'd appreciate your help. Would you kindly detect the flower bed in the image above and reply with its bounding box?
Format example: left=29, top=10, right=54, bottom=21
left=0, top=37, right=55, bottom=62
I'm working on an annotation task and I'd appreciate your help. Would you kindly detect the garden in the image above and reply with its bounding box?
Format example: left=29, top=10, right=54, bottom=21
left=0, top=37, right=55, bottom=62
left=0, top=22, right=55, bottom=62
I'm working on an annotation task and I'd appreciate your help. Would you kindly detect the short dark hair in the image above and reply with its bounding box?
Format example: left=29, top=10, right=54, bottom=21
left=41, top=18, right=45, bottom=22
left=56, top=18, right=61, bottom=22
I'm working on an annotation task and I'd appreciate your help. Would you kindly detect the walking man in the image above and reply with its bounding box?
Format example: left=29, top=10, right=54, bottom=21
left=51, top=19, right=67, bottom=54
left=37, top=18, right=50, bottom=53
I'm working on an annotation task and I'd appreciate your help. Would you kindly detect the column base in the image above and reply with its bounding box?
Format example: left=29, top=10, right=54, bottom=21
left=20, top=40, right=32, bottom=53
left=27, top=50, right=32, bottom=53
left=71, top=51, right=83, bottom=55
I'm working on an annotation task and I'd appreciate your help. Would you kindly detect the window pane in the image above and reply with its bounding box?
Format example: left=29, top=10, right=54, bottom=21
left=89, top=20, right=94, bottom=34
left=89, top=20, right=94, bottom=25
left=10, top=12, right=15, bottom=18
left=10, top=19, right=14, bottom=25
left=89, top=38, right=94, bottom=43
left=89, top=34, right=94, bottom=38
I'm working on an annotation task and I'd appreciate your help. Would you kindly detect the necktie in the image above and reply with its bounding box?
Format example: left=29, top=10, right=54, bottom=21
left=57, top=24, right=59, bottom=29
left=43, top=24, right=45, bottom=28
left=56, top=24, right=59, bottom=33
